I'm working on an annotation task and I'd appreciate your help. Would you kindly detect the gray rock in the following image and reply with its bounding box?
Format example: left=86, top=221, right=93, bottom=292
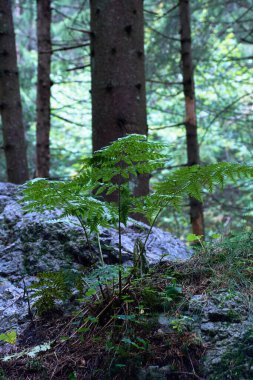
left=3, top=202, right=22, bottom=225
left=99, top=221, right=192, bottom=264
left=190, top=291, right=253, bottom=378
left=138, top=365, right=171, bottom=380
left=0, top=278, right=28, bottom=333
left=0, top=196, right=11, bottom=213
left=0, top=183, right=18, bottom=197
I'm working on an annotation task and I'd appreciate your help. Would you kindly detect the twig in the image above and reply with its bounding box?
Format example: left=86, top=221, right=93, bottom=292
left=97, top=276, right=107, bottom=300
left=22, top=279, right=34, bottom=323
left=66, top=64, right=90, bottom=72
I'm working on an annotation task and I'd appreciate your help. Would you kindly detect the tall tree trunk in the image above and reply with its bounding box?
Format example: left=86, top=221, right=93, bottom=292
left=90, top=0, right=149, bottom=201
left=0, top=0, right=29, bottom=184
left=179, top=0, right=205, bottom=237
left=36, top=0, right=51, bottom=178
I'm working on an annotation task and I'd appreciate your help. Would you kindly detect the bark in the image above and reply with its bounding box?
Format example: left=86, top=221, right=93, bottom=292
left=90, top=0, right=149, bottom=202
left=179, top=0, right=205, bottom=237
left=36, top=0, right=51, bottom=178
left=0, top=0, right=29, bottom=184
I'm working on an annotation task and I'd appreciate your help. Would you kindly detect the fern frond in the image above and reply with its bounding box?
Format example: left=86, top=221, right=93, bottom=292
left=22, top=178, right=117, bottom=233
left=87, top=134, right=168, bottom=185
left=155, top=163, right=253, bottom=202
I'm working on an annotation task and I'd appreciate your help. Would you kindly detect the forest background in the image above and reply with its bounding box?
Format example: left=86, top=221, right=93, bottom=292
left=0, top=0, right=252, bottom=238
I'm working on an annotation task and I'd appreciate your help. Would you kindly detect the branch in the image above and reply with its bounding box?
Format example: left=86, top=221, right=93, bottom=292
left=145, top=24, right=181, bottom=42
left=66, top=64, right=91, bottom=72
left=40, top=43, right=90, bottom=54
left=67, top=27, right=94, bottom=35
left=144, top=4, right=178, bottom=18
left=199, top=92, right=253, bottom=146
left=150, top=122, right=185, bottom=131
left=147, top=79, right=183, bottom=86
left=51, top=113, right=85, bottom=127
left=226, top=55, right=253, bottom=61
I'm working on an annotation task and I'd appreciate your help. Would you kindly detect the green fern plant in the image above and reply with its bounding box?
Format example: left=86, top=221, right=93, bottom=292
left=85, top=134, right=167, bottom=293
left=29, top=270, right=84, bottom=315
left=22, top=134, right=253, bottom=297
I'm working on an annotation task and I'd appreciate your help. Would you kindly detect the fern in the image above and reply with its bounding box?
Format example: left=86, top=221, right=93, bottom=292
left=22, top=177, right=118, bottom=247
left=132, top=163, right=253, bottom=223
left=29, top=270, right=84, bottom=315
left=86, top=134, right=167, bottom=194
left=22, top=135, right=253, bottom=296
left=155, top=163, right=253, bottom=202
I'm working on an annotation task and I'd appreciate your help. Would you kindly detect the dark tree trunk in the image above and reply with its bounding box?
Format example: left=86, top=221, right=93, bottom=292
left=90, top=0, right=149, bottom=201
left=179, top=0, right=205, bottom=237
left=36, top=0, right=51, bottom=178
left=0, top=0, right=29, bottom=184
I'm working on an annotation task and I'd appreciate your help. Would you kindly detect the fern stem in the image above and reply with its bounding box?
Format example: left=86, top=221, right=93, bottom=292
left=97, top=233, right=104, bottom=266
left=54, top=187, right=93, bottom=252
left=76, top=215, right=92, bottom=250
left=141, top=207, right=163, bottom=257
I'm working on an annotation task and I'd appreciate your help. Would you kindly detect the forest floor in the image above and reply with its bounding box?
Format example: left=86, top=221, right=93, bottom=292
left=0, top=232, right=253, bottom=380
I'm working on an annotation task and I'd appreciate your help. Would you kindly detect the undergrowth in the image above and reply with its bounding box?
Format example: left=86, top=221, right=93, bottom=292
left=1, top=231, right=252, bottom=378
left=175, top=230, right=253, bottom=294
left=0, top=262, right=204, bottom=379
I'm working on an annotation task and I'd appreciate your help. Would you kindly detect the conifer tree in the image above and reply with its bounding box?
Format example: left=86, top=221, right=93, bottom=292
left=179, top=0, right=205, bottom=236
left=0, top=0, right=29, bottom=184
left=36, top=0, right=52, bottom=178
left=90, top=0, right=149, bottom=202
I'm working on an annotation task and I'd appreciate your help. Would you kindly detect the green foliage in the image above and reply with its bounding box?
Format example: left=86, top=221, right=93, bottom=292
left=29, top=270, right=84, bottom=315
left=22, top=177, right=116, bottom=234
left=180, top=231, right=253, bottom=292
left=0, top=331, right=16, bottom=345
left=155, top=162, right=253, bottom=203
left=23, top=136, right=253, bottom=231
left=89, top=134, right=166, bottom=182
left=169, top=316, right=193, bottom=334
left=106, top=334, right=150, bottom=377
left=22, top=135, right=253, bottom=299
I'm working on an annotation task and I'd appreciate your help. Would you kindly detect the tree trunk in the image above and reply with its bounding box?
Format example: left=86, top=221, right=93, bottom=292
left=90, top=0, right=149, bottom=201
left=36, top=0, right=51, bottom=178
left=179, top=0, right=205, bottom=237
left=0, top=0, right=29, bottom=184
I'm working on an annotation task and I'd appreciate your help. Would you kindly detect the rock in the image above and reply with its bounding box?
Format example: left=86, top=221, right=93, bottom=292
left=0, top=196, right=11, bottom=213
left=0, top=183, right=17, bottom=197
left=138, top=365, right=171, bottom=380
left=190, top=291, right=253, bottom=379
left=3, top=201, right=22, bottom=225
left=0, top=278, right=28, bottom=333
left=100, top=221, right=192, bottom=264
